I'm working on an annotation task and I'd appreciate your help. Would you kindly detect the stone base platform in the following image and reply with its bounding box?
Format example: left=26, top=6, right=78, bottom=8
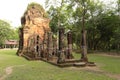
left=20, top=54, right=95, bottom=67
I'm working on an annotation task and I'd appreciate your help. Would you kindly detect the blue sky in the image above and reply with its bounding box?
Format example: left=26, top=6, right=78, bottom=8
left=0, top=0, right=116, bottom=27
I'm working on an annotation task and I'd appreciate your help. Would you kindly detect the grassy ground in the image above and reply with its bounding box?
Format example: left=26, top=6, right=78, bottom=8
left=0, top=49, right=120, bottom=80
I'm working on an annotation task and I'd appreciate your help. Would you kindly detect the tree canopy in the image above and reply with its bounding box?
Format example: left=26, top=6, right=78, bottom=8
left=45, top=0, right=120, bottom=52
left=0, top=19, right=18, bottom=47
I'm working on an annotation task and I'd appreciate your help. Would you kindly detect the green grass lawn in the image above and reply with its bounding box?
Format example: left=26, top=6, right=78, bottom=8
left=74, top=53, right=120, bottom=74
left=0, top=49, right=120, bottom=80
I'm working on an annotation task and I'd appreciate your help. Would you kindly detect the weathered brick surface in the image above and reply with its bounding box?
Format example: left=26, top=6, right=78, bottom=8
left=21, top=6, right=50, bottom=47
left=18, top=4, right=51, bottom=57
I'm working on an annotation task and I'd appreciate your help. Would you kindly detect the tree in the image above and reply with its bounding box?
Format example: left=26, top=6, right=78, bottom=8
left=0, top=19, right=13, bottom=47
left=117, top=0, right=120, bottom=17
left=8, top=27, right=19, bottom=40
left=45, top=0, right=74, bottom=34
left=46, top=0, right=120, bottom=53
left=68, top=0, right=91, bottom=61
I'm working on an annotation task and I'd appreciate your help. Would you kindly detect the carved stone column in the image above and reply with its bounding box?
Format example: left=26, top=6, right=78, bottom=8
left=53, top=38, right=57, bottom=56
left=47, top=32, right=53, bottom=60
left=67, top=31, right=73, bottom=59
left=57, top=27, right=65, bottom=63
left=81, top=30, right=88, bottom=62
left=17, top=28, right=23, bottom=56
left=42, top=32, right=47, bottom=58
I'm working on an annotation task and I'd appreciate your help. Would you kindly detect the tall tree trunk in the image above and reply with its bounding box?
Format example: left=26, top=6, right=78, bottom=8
left=80, top=2, right=88, bottom=62
left=67, top=31, right=73, bottom=59
left=81, top=30, right=88, bottom=62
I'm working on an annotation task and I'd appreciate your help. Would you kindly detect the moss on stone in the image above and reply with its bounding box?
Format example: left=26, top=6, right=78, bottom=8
left=26, top=2, right=48, bottom=18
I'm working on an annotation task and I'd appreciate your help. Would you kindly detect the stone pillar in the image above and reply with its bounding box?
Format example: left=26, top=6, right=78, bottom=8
left=17, top=28, right=24, bottom=56
left=57, top=27, right=65, bottom=63
left=53, top=38, right=57, bottom=56
left=81, top=30, right=88, bottom=62
left=42, top=32, right=47, bottom=58
left=67, top=31, right=73, bottom=59
left=47, top=32, right=53, bottom=60
left=4, top=44, right=6, bottom=48
left=19, top=28, right=23, bottom=50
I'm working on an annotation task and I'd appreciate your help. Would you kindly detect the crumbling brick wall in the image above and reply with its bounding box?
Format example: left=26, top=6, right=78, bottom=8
left=17, top=3, right=51, bottom=58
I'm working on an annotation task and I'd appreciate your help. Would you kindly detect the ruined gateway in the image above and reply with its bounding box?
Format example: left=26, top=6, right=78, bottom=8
left=17, top=3, right=95, bottom=67
left=17, top=3, right=51, bottom=59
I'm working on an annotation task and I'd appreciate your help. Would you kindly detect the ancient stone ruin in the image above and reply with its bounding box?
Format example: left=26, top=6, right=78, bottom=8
left=17, top=3, right=95, bottom=67
left=17, top=3, right=50, bottom=58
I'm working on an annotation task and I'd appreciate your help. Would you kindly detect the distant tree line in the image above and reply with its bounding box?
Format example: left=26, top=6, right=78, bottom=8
left=0, top=19, right=19, bottom=48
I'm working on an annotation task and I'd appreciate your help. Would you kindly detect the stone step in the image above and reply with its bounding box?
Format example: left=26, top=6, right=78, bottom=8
left=40, top=57, right=95, bottom=67
left=73, top=62, right=86, bottom=67
left=64, top=59, right=81, bottom=63
left=86, top=62, right=96, bottom=66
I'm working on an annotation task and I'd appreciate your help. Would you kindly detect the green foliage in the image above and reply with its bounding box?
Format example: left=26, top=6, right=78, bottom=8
left=46, top=0, right=74, bottom=34
left=87, top=10, right=120, bottom=50
left=8, top=28, right=19, bottom=40
left=117, top=0, right=120, bottom=12
left=0, top=20, right=13, bottom=46
left=46, top=0, right=120, bottom=51
left=0, top=20, right=19, bottom=47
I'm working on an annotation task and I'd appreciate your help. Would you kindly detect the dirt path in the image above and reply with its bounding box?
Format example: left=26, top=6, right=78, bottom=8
left=0, top=65, right=24, bottom=80
left=0, top=66, right=13, bottom=80
left=97, top=54, right=120, bottom=58
left=0, top=65, right=120, bottom=80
